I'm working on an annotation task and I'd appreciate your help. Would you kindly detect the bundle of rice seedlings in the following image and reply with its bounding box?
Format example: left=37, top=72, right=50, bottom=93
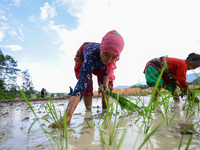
left=106, top=90, right=141, bottom=113
left=99, top=85, right=141, bottom=113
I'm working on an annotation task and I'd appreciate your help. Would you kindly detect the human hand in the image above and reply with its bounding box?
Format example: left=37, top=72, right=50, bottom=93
left=103, top=84, right=109, bottom=91
left=98, top=85, right=108, bottom=94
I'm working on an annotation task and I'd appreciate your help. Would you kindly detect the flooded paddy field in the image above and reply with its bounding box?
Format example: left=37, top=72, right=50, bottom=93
left=0, top=95, right=200, bottom=150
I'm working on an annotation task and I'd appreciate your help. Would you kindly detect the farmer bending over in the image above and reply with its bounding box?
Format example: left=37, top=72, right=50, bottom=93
left=143, top=53, right=200, bottom=101
left=49, top=30, right=124, bottom=127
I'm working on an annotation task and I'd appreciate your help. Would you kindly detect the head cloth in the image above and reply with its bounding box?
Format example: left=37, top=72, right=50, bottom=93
left=100, top=30, right=124, bottom=81
left=100, top=30, right=124, bottom=55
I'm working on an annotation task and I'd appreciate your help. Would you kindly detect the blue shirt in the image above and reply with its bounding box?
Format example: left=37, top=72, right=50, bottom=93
left=72, top=43, right=108, bottom=99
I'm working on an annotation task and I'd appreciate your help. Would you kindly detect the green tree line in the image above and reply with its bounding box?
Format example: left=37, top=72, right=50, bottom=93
left=0, top=49, right=34, bottom=99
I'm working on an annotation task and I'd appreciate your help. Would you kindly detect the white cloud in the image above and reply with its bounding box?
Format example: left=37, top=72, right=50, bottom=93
left=8, top=30, right=17, bottom=36
left=0, top=31, right=5, bottom=41
left=11, top=0, right=23, bottom=6
left=40, top=2, right=57, bottom=20
left=18, top=28, right=24, bottom=41
left=0, top=15, right=6, bottom=20
left=0, top=9, right=5, bottom=14
left=55, top=0, right=89, bottom=18
left=0, top=45, right=23, bottom=51
left=0, top=23, right=9, bottom=41
left=29, top=15, right=37, bottom=22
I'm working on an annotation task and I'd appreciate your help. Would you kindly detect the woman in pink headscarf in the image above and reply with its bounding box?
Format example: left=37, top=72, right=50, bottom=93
left=49, top=30, right=124, bottom=127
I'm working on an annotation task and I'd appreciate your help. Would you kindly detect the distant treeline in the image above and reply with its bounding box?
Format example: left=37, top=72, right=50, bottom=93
left=129, top=84, right=149, bottom=89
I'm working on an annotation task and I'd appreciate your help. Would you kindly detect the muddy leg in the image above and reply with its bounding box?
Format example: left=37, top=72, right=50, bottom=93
left=83, top=95, right=92, bottom=111
left=102, top=94, right=110, bottom=110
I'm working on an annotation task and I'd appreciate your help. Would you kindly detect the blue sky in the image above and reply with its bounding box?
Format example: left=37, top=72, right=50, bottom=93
left=1, top=0, right=200, bottom=93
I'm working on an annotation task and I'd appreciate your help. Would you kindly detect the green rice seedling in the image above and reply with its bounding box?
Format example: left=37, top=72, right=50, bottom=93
left=161, top=97, right=176, bottom=127
left=184, top=85, right=196, bottom=121
left=109, top=122, right=120, bottom=145
left=138, top=121, right=163, bottom=150
left=38, top=100, right=69, bottom=149
left=106, top=90, right=142, bottom=114
left=138, top=67, right=165, bottom=134
left=99, top=128, right=106, bottom=150
left=63, top=110, right=68, bottom=149
left=135, top=97, right=153, bottom=134
left=37, top=102, right=69, bottom=150
left=84, top=117, right=91, bottom=128
left=100, top=91, right=124, bottom=146
left=99, top=85, right=142, bottom=114
left=101, top=90, right=121, bottom=145
left=178, top=121, right=200, bottom=150
left=17, top=86, right=59, bottom=149
left=18, top=86, right=69, bottom=150
left=108, top=92, right=120, bottom=145
left=100, top=87, right=113, bottom=129
left=132, top=124, right=143, bottom=150
left=116, top=126, right=127, bottom=150
left=101, top=96, right=113, bottom=129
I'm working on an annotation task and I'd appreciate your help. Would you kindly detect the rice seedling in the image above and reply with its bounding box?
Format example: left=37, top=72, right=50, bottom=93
left=100, top=90, right=121, bottom=145
left=108, top=92, right=120, bottom=145
left=138, top=121, right=163, bottom=150
left=136, top=67, right=165, bottom=134
left=17, top=86, right=69, bottom=150
left=17, top=86, right=57, bottom=149
left=99, top=85, right=142, bottom=114
left=181, top=85, right=197, bottom=121
left=161, top=95, right=176, bottom=127
left=84, top=117, right=91, bottom=128
left=99, top=128, right=106, bottom=150
left=102, top=100, right=113, bottom=129
left=116, top=126, right=127, bottom=150
left=106, top=90, right=142, bottom=114
left=178, top=121, right=200, bottom=150
left=132, top=124, right=143, bottom=150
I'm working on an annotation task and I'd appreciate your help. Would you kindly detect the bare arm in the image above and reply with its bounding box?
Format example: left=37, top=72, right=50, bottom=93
left=65, top=96, right=81, bottom=124
left=49, top=95, right=80, bottom=128
left=103, top=75, right=109, bottom=91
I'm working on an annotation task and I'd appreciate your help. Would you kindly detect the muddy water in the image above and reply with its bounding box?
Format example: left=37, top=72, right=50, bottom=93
left=0, top=96, right=200, bottom=150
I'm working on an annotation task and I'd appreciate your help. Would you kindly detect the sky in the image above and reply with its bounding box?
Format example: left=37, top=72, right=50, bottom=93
left=1, top=0, right=200, bottom=93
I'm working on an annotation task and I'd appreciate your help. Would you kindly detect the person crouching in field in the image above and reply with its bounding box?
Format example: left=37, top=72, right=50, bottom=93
left=49, top=30, right=124, bottom=127
left=143, top=53, right=200, bottom=101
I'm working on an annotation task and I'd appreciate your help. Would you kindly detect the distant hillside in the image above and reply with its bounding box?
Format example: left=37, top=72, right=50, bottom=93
left=114, top=82, right=147, bottom=90
left=114, top=85, right=130, bottom=90
left=188, top=77, right=200, bottom=85
left=114, top=72, right=200, bottom=90
left=186, top=72, right=200, bottom=83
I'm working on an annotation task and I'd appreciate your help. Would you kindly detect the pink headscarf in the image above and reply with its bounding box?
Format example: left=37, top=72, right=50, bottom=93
left=100, top=30, right=124, bottom=55
left=100, top=30, right=124, bottom=81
